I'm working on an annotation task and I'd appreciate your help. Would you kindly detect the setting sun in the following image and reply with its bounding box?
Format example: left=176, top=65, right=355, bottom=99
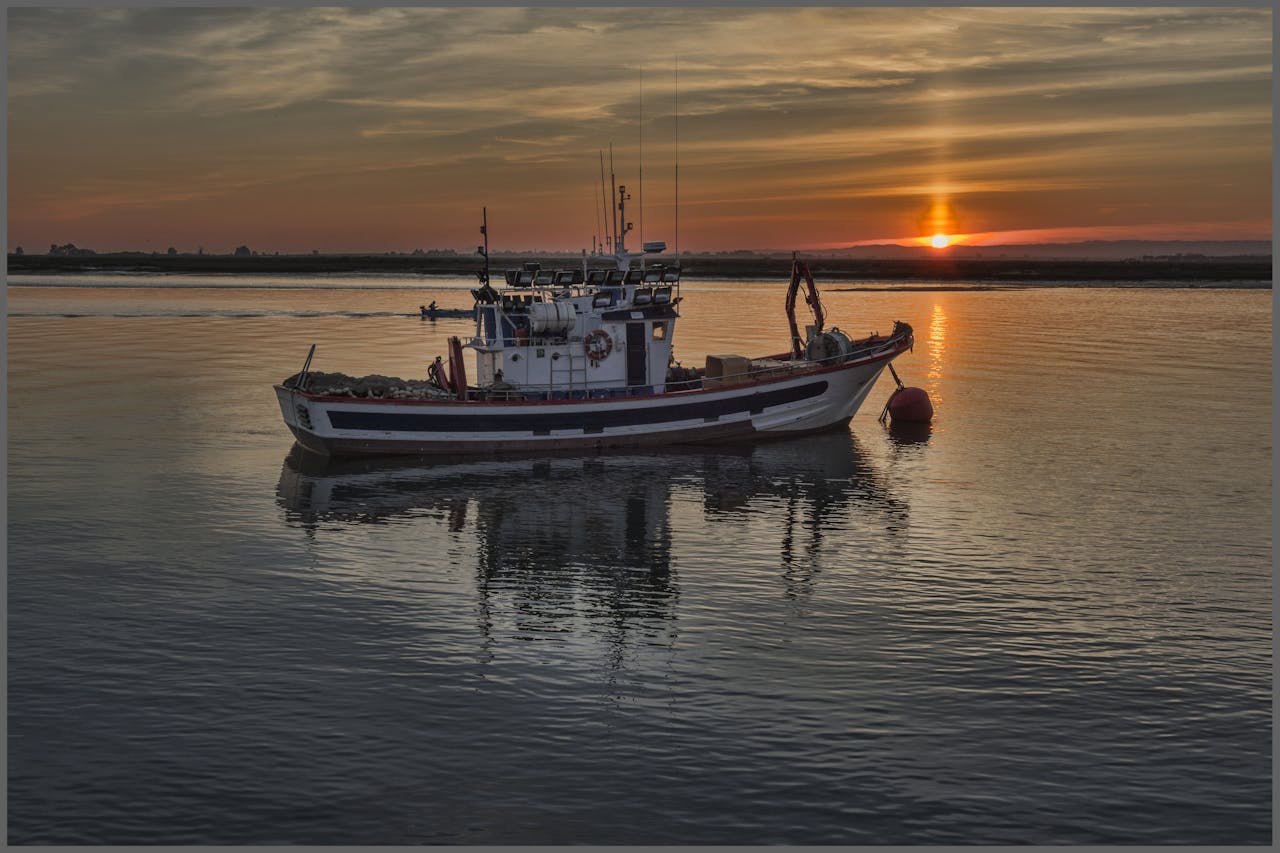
left=931, top=234, right=950, bottom=249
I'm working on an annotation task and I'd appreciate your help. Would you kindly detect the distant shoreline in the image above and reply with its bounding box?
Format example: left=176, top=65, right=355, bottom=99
left=7, top=253, right=1272, bottom=284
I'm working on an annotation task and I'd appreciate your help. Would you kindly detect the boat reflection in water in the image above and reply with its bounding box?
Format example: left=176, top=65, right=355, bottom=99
left=276, top=430, right=910, bottom=622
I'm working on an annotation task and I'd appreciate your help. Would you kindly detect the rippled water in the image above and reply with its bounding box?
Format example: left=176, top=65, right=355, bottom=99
left=7, top=276, right=1272, bottom=844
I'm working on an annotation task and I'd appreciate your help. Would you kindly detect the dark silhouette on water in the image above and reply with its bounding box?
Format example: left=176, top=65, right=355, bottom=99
left=419, top=301, right=472, bottom=320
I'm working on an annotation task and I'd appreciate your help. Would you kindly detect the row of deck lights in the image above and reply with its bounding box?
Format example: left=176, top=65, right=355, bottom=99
left=501, top=263, right=681, bottom=288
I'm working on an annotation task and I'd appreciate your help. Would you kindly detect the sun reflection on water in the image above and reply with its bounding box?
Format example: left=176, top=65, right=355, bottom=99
left=927, top=302, right=947, bottom=399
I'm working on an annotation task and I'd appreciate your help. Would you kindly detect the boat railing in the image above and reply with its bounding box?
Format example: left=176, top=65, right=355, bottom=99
left=469, top=334, right=580, bottom=349
left=841, top=337, right=908, bottom=362
left=492, top=266, right=681, bottom=302
left=474, top=286, right=681, bottom=324
left=463, top=326, right=909, bottom=401
left=476, top=383, right=662, bottom=402
left=471, top=315, right=692, bottom=350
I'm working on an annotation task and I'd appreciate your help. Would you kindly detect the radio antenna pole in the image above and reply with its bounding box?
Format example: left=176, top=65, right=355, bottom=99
left=599, top=150, right=610, bottom=253
left=595, top=152, right=605, bottom=253
left=639, top=64, right=645, bottom=272
left=609, top=142, right=618, bottom=251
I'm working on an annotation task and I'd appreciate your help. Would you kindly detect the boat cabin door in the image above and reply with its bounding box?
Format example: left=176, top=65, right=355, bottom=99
left=626, top=322, right=647, bottom=388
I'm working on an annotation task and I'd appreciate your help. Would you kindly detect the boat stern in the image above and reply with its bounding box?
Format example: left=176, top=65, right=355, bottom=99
left=275, top=385, right=334, bottom=454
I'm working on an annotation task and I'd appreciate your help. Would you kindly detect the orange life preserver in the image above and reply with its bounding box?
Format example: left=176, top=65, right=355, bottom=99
left=584, top=329, right=613, bottom=364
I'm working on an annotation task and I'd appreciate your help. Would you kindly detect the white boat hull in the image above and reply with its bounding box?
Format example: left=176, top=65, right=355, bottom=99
left=275, top=341, right=908, bottom=457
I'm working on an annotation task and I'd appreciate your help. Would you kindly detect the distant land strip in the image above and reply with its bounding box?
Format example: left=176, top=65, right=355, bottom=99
left=7, top=253, right=1272, bottom=284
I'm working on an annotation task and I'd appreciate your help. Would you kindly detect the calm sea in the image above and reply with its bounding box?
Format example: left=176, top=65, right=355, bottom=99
left=7, top=273, right=1272, bottom=844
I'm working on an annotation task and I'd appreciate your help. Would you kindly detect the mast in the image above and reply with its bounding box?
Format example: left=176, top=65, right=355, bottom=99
left=616, top=183, right=632, bottom=256
left=477, top=207, right=489, bottom=287
left=587, top=145, right=638, bottom=271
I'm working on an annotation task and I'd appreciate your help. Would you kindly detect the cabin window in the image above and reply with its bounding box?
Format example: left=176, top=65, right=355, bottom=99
left=652, top=322, right=667, bottom=341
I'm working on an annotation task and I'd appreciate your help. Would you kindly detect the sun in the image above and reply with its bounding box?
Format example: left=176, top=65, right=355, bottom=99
left=930, top=234, right=950, bottom=249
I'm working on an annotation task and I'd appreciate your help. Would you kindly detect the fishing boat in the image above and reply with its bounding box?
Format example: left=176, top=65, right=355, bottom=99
left=275, top=187, right=915, bottom=457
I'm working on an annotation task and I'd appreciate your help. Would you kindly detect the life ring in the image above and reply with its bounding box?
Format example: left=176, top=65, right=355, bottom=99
left=584, top=329, right=613, bottom=364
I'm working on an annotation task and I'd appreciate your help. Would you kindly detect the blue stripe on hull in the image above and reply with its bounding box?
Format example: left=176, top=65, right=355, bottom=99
left=289, top=418, right=761, bottom=457
left=325, top=381, right=829, bottom=433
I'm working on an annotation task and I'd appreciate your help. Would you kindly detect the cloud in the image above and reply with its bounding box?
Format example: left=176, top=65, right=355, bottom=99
left=7, top=6, right=1272, bottom=251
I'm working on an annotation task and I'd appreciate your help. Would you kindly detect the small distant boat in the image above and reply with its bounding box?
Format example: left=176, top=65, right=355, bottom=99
left=420, top=302, right=473, bottom=320
left=277, top=188, right=914, bottom=457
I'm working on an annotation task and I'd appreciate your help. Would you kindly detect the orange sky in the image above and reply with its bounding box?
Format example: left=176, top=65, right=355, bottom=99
left=6, top=6, right=1273, bottom=254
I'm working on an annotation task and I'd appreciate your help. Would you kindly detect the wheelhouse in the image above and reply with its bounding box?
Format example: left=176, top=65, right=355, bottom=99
left=468, top=261, right=682, bottom=400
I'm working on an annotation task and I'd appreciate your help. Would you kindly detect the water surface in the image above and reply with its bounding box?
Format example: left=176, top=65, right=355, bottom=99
left=7, top=277, right=1272, bottom=844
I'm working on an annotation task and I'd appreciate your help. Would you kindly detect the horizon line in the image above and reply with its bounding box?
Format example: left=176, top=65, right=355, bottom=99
left=14, top=236, right=1275, bottom=258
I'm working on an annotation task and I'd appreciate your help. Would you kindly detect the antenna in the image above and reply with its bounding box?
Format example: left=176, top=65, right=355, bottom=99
left=599, top=150, right=611, bottom=253
left=609, top=143, right=618, bottom=250
left=595, top=153, right=605, bottom=253
left=639, top=64, right=645, bottom=271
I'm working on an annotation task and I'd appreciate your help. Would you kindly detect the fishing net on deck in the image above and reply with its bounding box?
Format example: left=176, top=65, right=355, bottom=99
left=282, top=370, right=450, bottom=400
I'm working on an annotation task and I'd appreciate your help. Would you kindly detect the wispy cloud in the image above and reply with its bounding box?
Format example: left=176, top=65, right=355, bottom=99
left=7, top=6, right=1272, bottom=252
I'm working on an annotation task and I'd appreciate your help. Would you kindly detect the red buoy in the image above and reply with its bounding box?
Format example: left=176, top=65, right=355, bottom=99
left=887, top=386, right=933, bottom=423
